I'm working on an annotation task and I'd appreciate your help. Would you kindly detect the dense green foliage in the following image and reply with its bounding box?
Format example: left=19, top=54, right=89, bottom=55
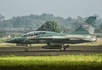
left=0, top=13, right=87, bottom=32
left=0, top=13, right=102, bottom=33
left=37, top=21, right=61, bottom=32
left=0, top=55, right=102, bottom=70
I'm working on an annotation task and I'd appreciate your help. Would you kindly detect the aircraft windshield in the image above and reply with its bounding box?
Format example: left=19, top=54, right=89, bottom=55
left=21, top=31, right=46, bottom=37
left=22, top=34, right=26, bottom=37
left=34, top=31, right=46, bottom=35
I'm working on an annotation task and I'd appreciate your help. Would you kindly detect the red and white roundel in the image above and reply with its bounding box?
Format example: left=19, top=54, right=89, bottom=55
left=82, top=22, right=90, bottom=30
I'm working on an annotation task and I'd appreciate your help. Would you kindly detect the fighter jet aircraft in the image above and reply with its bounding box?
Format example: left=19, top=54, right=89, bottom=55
left=6, top=16, right=97, bottom=52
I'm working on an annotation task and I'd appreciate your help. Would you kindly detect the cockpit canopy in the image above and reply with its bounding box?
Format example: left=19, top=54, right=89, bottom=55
left=21, top=31, right=46, bottom=37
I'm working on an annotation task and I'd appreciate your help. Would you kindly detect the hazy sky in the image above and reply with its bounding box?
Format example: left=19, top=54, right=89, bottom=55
left=0, top=0, right=102, bottom=19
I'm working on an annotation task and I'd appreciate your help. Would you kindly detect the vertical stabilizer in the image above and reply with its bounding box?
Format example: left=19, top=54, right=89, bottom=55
left=75, top=16, right=96, bottom=34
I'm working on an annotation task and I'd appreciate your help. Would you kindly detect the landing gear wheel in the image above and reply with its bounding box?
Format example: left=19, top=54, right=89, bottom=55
left=24, top=48, right=28, bottom=52
left=60, top=45, right=66, bottom=51
left=66, top=45, right=69, bottom=48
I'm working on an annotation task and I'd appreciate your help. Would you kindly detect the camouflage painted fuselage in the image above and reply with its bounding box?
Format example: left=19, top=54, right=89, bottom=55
left=6, top=31, right=96, bottom=45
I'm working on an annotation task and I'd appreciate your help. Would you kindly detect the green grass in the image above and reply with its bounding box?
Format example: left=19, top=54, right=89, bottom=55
left=0, top=54, right=102, bottom=70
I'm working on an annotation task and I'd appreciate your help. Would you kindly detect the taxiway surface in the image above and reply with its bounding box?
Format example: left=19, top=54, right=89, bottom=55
left=0, top=46, right=102, bottom=56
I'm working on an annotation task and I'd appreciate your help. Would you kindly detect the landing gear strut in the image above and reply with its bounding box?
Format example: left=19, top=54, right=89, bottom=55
left=60, top=45, right=65, bottom=51
left=60, top=45, right=69, bottom=51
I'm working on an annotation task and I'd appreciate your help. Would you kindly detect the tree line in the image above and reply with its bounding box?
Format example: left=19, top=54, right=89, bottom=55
left=0, top=13, right=102, bottom=33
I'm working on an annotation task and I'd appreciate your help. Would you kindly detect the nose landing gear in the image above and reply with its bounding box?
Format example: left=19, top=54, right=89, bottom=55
left=24, top=47, right=28, bottom=52
left=24, top=44, right=32, bottom=52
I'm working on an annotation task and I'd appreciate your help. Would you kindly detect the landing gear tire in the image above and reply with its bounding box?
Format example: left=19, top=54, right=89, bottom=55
left=66, top=45, right=69, bottom=48
left=24, top=48, right=28, bottom=52
left=60, top=45, right=66, bottom=51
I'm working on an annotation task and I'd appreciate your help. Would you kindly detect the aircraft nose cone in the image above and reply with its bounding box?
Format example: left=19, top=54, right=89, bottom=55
left=6, top=39, right=12, bottom=43
left=6, top=39, right=10, bottom=43
left=6, top=38, right=15, bottom=43
left=6, top=37, right=26, bottom=43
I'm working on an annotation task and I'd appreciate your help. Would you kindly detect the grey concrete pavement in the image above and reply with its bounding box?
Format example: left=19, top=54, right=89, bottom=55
left=0, top=46, right=102, bottom=56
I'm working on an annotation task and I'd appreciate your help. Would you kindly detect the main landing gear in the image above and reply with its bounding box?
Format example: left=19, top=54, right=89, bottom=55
left=24, top=44, right=31, bottom=52
left=60, top=45, right=69, bottom=51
